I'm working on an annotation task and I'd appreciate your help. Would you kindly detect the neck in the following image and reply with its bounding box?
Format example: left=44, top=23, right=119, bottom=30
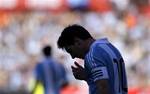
left=85, top=38, right=95, bottom=55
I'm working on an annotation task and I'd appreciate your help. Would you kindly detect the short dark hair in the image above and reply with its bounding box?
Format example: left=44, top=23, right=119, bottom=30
left=42, top=45, right=52, bottom=57
left=57, top=24, right=92, bottom=49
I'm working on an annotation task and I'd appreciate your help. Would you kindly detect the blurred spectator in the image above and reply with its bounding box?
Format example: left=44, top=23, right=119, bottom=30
left=31, top=45, right=68, bottom=94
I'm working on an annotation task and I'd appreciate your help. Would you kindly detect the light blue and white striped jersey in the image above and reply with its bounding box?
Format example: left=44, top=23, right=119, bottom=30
left=35, top=57, right=68, bottom=94
left=84, top=38, right=128, bottom=94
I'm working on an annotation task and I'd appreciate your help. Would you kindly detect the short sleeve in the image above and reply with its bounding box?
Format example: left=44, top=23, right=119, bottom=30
left=87, top=45, right=109, bottom=82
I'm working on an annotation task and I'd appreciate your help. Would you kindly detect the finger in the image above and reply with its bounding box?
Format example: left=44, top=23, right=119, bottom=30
left=71, top=66, right=77, bottom=70
left=71, top=66, right=79, bottom=73
left=74, top=62, right=82, bottom=68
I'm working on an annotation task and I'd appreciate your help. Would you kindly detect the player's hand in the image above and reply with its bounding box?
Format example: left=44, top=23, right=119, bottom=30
left=71, top=62, right=87, bottom=80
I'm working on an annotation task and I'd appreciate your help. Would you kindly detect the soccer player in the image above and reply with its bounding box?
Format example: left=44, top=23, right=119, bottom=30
left=31, top=45, right=68, bottom=94
left=57, top=24, right=128, bottom=94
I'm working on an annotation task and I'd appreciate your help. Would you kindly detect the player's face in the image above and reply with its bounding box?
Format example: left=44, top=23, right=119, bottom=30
left=65, top=45, right=80, bottom=58
left=65, top=43, right=85, bottom=59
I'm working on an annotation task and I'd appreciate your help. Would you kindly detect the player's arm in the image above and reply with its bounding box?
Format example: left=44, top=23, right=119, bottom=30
left=95, top=79, right=110, bottom=94
left=90, top=46, right=111, bottom=94
left=90, top=66, right=111, bottom=94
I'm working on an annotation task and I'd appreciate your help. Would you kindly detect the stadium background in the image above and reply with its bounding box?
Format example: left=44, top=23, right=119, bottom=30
left=0, top=0, right=150, bottom=94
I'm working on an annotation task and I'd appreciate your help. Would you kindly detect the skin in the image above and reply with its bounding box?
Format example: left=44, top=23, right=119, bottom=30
left=66, top=37, right=110, bottom=94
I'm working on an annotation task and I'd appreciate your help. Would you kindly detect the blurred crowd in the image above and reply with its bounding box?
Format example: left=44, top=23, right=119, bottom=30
left=0, top=0, right=150, bottom=93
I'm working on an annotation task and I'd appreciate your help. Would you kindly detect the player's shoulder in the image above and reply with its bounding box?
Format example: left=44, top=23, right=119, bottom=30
left=91, top=38, right=109, bottom=48
left=90, top=41, right=104, bottom=54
